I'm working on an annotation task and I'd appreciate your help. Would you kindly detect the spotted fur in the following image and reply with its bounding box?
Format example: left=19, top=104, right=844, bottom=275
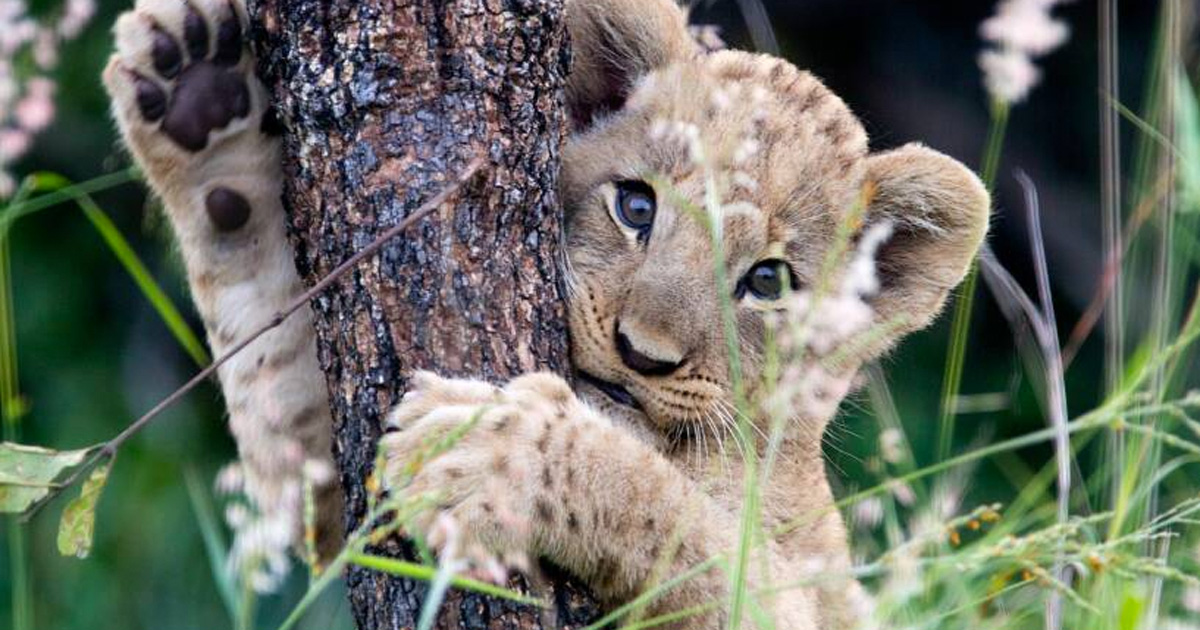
left=104, top=0, right=989, bottom=627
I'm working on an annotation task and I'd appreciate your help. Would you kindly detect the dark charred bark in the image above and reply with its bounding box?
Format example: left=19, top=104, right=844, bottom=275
left=249, top=1, right=599, bottom=627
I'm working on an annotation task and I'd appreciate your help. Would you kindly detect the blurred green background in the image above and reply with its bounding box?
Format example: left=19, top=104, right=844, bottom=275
left=1, top=0, right=1196, bottom=628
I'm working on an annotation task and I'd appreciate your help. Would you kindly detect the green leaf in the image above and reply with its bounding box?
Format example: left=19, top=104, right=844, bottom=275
left=56, top=460, right=112, bottom=559
left=0, top=442, right=95, bottom=514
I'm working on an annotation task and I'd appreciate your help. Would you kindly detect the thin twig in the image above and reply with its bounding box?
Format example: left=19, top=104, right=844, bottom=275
left=23, top=157, right=486, bottom=521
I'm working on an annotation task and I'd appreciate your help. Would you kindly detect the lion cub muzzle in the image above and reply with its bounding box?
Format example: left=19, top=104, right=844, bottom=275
left=615, top=320, right=686, bottom=376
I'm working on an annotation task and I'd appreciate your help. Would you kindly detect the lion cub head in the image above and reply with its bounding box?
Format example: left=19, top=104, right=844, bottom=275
left=560, top=0, right=990, bottom=443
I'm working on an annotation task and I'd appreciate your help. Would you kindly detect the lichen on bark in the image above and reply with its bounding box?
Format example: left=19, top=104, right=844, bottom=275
left=249, top=0, right=598, bottom=627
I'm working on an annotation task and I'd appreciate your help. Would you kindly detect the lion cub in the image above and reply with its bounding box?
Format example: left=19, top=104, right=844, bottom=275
left=103, top=0, right=988, bottom=627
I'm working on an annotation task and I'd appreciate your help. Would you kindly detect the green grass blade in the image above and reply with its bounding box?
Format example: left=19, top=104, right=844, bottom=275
left=183, top=467, right=242, bottom=627
left=0, top=168, right=141, bottom=232
left=2, top=181, right=34, bottom=630
left=347, top=553, right=546, bottom=608
left=2, top=171, right=208, bottom=367
left=5, top=523, right=31, bottom=630
left=74, top=194, right=209, bottom=366
left=936, top=102, right=1009, bottom=462
left=416, top=559, right=457, bottom=630
left=0, top=181, right=32, bottom=428
left=276, top=548, right=352, bottom=630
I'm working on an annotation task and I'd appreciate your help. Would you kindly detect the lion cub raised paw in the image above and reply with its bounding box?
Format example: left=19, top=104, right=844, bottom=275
left=103, top=0, right=279, bottom=232
left=103, top=0, right=342, bottom=560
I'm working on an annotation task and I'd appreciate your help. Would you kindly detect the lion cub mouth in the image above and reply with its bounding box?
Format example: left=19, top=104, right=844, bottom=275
left=577, top=372, right=644, bottom=411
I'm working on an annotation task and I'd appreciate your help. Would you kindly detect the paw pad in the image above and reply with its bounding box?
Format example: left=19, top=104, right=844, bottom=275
left=205, top=186, right=251, bottom=232
left=130, top=2, right=250, bottom=152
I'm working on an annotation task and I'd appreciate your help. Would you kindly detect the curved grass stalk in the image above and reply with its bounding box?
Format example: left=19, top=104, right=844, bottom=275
left=579, top=556, right=725, bottom=630
left=74, top=194, right=210, bottom=366
left=655, top=170, right=759, bottom=630
left=0, top=168, right=141, bottom=233
left=183, top=467, right=244, bottom=628
left=618, top=601, right=723, bottom=630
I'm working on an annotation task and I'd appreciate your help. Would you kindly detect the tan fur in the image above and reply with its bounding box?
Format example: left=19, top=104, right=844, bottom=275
left=103, top=0, right=341, bottom=557
left=105, top=0, right=988, bottom=625
left=547, top=3, right=987, bottom=625
left=387, top=1, right=988, bottom=627
left=384, top=371, right=820, bottom=628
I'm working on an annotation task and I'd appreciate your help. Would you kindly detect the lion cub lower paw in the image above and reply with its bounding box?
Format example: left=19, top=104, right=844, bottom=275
left=380, top=372, right=594, bottom=560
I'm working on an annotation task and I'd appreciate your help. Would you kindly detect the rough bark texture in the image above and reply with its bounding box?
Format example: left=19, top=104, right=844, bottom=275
left=248, top=1, right=599, bottom=627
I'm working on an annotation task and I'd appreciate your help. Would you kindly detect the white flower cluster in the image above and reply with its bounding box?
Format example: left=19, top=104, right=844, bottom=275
left=1, top=0, right=95, bottom=196
left=788, top=222, right=891, bottom=356
left=216, top=456, right=333, bottom=593
left=977, top=0, right=1072, bottom=105
left=765, top=221, right=892, bottom=429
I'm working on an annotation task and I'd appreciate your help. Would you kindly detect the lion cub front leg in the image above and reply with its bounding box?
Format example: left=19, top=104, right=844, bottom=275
left=102, top=0, right=340, bottom=553
left=382, top=372, right=820, bottom=629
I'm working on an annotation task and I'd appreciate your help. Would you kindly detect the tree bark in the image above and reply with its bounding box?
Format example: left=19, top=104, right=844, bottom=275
left=249, top=1, right=599, bottom=627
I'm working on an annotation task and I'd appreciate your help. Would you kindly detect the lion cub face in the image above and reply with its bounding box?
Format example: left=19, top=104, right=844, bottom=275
left=561, top=0, right=990, bottom=441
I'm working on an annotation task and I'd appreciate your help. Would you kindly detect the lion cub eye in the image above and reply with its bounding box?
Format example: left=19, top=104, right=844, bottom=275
left=613, top=180, right=656, bottom=237
left=738, top=259, right=797, bottom=301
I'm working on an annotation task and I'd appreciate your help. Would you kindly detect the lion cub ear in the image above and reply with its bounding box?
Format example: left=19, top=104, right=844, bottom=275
left=862, top=143, right=991, bottom=341
left=566, top=0, right=697, bottom=128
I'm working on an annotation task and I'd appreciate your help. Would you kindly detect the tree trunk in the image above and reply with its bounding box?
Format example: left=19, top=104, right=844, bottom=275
left=248, top=1, right=599, bottom=627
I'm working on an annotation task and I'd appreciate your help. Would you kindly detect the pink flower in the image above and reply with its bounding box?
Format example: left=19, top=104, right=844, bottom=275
left=57, top=0, right=95, bottom=39
left=14, top=78, right=55, bottom=132
left=1185, top=585, right=1200, bottom=614
left=1, top=0, right=96, bottom=197
left=33, top=28, right=57, bottom=69
left=0, top=128, right=29, bottom=160
left=0, top=19, right=36, bottom=57
left=852, top=497, right=885, bottom=530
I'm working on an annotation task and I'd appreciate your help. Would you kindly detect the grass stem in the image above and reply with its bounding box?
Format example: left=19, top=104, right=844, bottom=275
left=936, top=102, right=1009, bottom=462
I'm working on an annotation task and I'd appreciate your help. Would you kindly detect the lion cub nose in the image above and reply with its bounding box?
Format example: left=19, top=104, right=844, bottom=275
left=615, top=322, right=685, bottom=376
